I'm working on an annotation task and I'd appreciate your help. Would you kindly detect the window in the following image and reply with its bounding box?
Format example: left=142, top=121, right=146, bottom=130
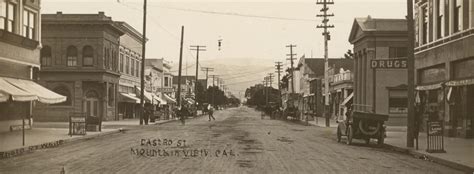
left=40, top=46, right=52, bottom=67
left=52, top=86, right=72, bottom=106
left=108, top=85, right=114, bottom=106
left=164, top=77, right=169, bottom=87
left=2, top=2, right=15, bottom=32
left=389, top=98, right=408, bottom=114
left=119, top=53, right=124, bottom=72
left=136, top=61, right=139, bottom=77
left=131, top=59, right=135, bottom=76
left=82, top=46, right=94, bottom=66
left=23, top=9, right=35, bottom=39
left=436, top=0, right=444, bottom=39
left=66, top=46, right=77, bottom=66
left=126, top=55, right=130, bottom=74
left=453, top=0, right=462, bottom=33
left=389, top=47, right=407, bottom=58
left=422, top=6, right=428, bottom=44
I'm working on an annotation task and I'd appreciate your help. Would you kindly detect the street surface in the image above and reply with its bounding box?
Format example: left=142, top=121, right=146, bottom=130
left=0, top=107, right=462, bottom=174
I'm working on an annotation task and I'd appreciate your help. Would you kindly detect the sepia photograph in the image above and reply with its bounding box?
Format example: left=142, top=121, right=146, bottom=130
left=0, top=0, right=473, bottom=173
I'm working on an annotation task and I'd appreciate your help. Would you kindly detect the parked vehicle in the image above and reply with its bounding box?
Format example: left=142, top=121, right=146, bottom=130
left=337, top=110, right=388, bottom=146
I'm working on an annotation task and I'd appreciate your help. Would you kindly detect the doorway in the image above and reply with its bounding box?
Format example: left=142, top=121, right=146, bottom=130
left=84, top=90, right=99, bottom=117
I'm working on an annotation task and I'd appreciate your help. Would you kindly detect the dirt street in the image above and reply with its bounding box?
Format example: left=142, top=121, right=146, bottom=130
left=0, top=106, right=462, bottom=174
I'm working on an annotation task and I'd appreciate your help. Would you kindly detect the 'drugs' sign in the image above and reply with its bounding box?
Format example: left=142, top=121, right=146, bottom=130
left=370, top=58, right=407, bottom=69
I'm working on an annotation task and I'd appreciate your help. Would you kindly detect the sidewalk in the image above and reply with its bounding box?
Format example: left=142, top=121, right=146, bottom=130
left=0, top=118, right=175, bottom=159
left=384, top=131, right=474, bottom=173
left=308, top=117, right=338, bottom=128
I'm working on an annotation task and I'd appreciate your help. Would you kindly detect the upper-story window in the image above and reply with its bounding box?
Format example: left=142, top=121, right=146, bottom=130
left=453, top=0, right=462, bottom=33
left=131, top=59, right=135, bottom=76
left=389, top=47, right=407, bottom=58
left=436, top=0, right=445, bottom=39
left=0, top=1, right=15, bottom=32
left=83, top=46, right=94, bottom=67
left=164, top=76, right=169, bottom=87
left=136, top=61, right=139, bottom=77
left=40, top=46, right=52, bottom=67
left=126, top=55, right=130, bottom=74
left=66, top=46, right=78, bottom=67
left=421, top=5, right=428, bottom=45
left=23, top=9, right=35, bottom=40
left=119, top=53, right=124, bottom=72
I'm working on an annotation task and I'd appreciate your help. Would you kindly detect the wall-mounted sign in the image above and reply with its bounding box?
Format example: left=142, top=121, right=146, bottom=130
left=370, top=58, right=407, bottom=69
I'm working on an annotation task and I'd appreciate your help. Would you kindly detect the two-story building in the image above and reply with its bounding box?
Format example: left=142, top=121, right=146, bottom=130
left=0, top=0, right=66, bottom=133
left=35, top=12, right=123, bottom=126
left=348, top=16, right=408, bottom=126
left=116, top=21, right=143, bottom=119
left=414, top=0, right=474, bottom=138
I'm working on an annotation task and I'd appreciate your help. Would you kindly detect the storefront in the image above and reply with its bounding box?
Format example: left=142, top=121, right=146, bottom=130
left=118, top=93, right=140, bottom=119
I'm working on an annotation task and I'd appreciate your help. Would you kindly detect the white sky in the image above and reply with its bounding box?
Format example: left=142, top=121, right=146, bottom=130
left=42, top=0, right=407, bottom=96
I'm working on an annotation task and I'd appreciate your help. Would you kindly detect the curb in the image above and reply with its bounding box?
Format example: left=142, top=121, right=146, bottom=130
left=0, top=129, right=121, bottom=160
left=384, top=144, right=474, bottom=173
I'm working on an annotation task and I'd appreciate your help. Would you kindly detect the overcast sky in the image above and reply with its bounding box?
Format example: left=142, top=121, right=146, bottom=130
left=42, top=0, right=407, bottom=96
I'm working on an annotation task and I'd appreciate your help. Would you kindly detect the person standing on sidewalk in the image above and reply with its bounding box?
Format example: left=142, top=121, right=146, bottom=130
left=208, top=104, right=215, bottom=121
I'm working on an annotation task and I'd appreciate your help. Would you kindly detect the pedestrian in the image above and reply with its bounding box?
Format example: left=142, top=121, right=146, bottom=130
left=208, top=104, right=215, bottom=121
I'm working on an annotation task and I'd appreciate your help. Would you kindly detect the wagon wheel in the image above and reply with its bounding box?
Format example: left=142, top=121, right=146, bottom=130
left=346, top=126, right=353, bottom=145
left=337, top=127, right=342, bottom=143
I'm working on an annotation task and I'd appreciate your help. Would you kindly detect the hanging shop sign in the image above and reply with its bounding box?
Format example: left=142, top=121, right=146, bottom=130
left=370, top=58, right=407, bottom=69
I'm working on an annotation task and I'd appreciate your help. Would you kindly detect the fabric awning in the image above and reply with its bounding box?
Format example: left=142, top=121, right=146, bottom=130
left=155, top=94, right=167, bottom=105
left=415, top=83, right=442, bottom=91
left=163, top=94, right=176, bottom=104
left=135, top=87, right=153, bottom=102
left=119, top=93, right=140, bottom=103
left=1, top=77, right=66, bottom=104
left=445, top=78, right=474, bottom=87
left=0, top=77, right=37, bottom=102
left=340, top=92, right=354, bottom=106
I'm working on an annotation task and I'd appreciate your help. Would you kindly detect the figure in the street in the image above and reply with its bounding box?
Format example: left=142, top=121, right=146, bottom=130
left=208, top=104, right=215, bottom=121
left=178, top=105, right=186, bottom=125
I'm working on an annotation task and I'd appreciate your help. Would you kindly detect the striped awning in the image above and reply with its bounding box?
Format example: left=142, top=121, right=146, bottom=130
left=0, top=77, right=66, bottom=104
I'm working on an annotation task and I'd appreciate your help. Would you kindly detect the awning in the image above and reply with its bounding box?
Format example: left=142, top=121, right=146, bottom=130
left=415, top=83, right=443, bottom=91
left=119, top=93, right=140, bottom=104
left=155, top=94, right=167, bottom=105
left=184, top=98, right=194, bottom=105
left=163, top=94, right=176, bottom=104
left=0, top=92, right=7, bottom=102
left=340, top=92, right=354, bottom=106
left=1, top=77, right=66, bottom=104
left=0, top=77, right=36, bottom=102
left=135, top=87, right=153, bottom=103
left=445, top=78, right=474, bottom=87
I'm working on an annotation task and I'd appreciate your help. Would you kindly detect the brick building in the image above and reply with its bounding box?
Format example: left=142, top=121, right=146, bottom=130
left=35, top=12, right=124, bottom=123
left=414, top=0, right=474, bottom=138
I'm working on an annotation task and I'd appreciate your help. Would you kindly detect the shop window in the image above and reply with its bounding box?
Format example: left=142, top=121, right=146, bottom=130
left=82, top=45, right=94, bottom=67
left=52, top=86, right=72, bottom=106
left=66, top=46, right=77, bottom=66
left=40, top=45, right=52, bottom=67
left=389, top=97, right=407, bottom=114
left=22, top=9, right=35, bottom=40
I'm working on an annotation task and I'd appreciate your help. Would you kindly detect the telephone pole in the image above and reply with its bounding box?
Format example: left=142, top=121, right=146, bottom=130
left=176, top=26, right=185, bottom=109
left=190, top=45, right=206, bottom=113
left=406, top=0, right=415, bottom=148
left=316, top=0, right=335, bottom=127
left=286, top=45, right=297, bottom=93
left=264, top=76, right=269, bottom=106
left=139, top=0, right=147, bottom=125
left=275, top=62, right=283, bottom=107
left=201, top=67, right=214, bottom=88
left=210, top=75, right=219, bottom=107
left=268, top=73, right=274, bottom=88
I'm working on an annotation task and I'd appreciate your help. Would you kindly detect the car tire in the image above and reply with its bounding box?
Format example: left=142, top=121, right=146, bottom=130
left=346, top=126, right=353, bottom=145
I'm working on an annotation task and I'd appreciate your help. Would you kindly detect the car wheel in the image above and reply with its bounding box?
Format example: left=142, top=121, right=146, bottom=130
left=377, top=130, right=385, bottom=146
left=346, top=126, right=353, bottom=145
left=337, top=127, right=342, bottom=143
left=365, top=138, right=370, bottom=145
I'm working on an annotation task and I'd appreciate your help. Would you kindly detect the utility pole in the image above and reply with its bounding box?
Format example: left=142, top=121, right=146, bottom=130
left=268, top=73, right=274, bottom=88
left=139, top=0, right=148, bottom=125
left=406, top=0, right=415, bottom=148
left=176, top=26, right=184, bottom=110
left=201, top=67, right=214, bottom=88
left=275, top=62, right=283, bottom=107
left=190, top=45, right=206, bottom=115
left=286, top=45, right=297, bottom=93
left=316, top=0, right=335, bottom=127
left=264, top=77, right=269, bottom=106
left=210, top=75, right=219, bottom=107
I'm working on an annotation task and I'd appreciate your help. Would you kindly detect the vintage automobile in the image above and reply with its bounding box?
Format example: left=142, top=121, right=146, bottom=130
left=337, top=111, right=388, bottom=146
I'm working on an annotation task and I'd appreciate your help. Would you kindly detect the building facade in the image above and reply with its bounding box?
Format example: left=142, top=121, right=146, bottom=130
left=349, top=17, right=408, bottom=126
left=0, top=0, right=66, bottom=133
left=35, top=12, right=124, bottom=123
left=116, top=21, right=143, bottom=119
left=414, top=0, right=474, bottom=138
